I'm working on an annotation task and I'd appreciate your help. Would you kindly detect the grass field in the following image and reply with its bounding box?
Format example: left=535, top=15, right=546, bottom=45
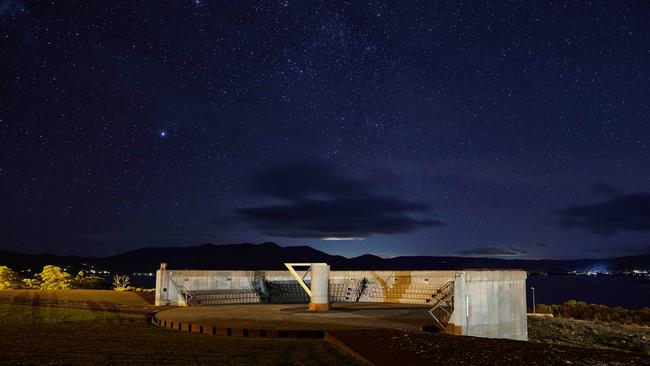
left=3, top=290, right=646, bottom=365
left=0, top=289, right=155, bottom=305
left=0, top=303, right=143, bottom=324
left=0, top=304, right=363, bottom=365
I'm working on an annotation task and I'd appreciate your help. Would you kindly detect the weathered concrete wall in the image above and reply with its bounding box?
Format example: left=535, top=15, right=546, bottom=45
left=155, top=268, right=527, bottom=340
left=449, top=271, right=527, bottom=340
left=156, top=270, right=460, bottom=305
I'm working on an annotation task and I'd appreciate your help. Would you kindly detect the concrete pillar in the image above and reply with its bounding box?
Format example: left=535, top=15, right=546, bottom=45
left=308, top=263, right=330, bottom=311
left=155, top=269, right=167, bottom=306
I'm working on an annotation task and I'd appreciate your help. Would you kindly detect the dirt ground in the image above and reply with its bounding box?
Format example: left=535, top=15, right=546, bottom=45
left=329, top=329, right=650, bottom=366
left=529, top=315, right=650, bottom=355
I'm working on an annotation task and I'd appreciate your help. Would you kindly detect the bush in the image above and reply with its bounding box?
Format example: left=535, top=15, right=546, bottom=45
left=537, top=300, right=650, bottom=326
left=114, top=286, right=155, bottom=293
left=18, top=267, right=107, bottom=290
left=535, top=304, right=552, bottom=314
left=132, top=287, right=155, bottom=293
left=22, top=278, right=41, bottom=289
left=112, top=275, right=131, bottom=291
left=72, top=271, right=107, bottom=289
left=0, top=266, right=24, bottom=289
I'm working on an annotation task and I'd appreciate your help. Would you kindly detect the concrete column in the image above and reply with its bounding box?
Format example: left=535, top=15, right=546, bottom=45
left=155, top=269, right=167, bottom=306
left=308, top=263, right=330, bottom=311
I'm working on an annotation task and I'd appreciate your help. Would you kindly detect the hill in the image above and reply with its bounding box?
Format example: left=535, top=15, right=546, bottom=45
left=1, top=242, right=648, bottom=274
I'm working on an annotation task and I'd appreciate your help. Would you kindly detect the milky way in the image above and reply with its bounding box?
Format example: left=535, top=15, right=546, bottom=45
left=0, top=1, right=649, bottom=258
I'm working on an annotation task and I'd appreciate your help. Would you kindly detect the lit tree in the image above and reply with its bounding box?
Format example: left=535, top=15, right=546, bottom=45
left=0, top=266, right=24, bottom=289
left=37, top=265, right=73, bottom=290
left=112, top=275, right=131, bottom=291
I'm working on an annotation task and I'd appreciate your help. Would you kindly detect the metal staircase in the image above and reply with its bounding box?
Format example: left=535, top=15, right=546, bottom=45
left=168, top=277, right=200, bottom=306
left=427, top=279, right=455, bottom=330
left=344, top=278, right=367, bottom=302
left=179, top=288, right=199, bottom=306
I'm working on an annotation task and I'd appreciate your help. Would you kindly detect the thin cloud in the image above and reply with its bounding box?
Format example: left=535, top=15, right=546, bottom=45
left=457, top=246, right=528, bottom=257
left=557, top=192, right=650, bottom=235
left=589, top=183, right=621, bottom=198
left=322, top=237, right=365, bottom=241
left=232, top=162, right=444, bottom=239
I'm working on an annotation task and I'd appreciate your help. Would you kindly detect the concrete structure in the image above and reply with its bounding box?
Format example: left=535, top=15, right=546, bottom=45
left=153, top=302, right=436, bottom=338
left=155, top=267, right=527, bottom=340
left=285, top=263, right=331, bottom=311
left=307, top=263, right=330, bottom=311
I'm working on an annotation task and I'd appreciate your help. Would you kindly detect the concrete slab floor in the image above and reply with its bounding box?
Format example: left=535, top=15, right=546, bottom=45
left=155, top=302, right=435, bottom=331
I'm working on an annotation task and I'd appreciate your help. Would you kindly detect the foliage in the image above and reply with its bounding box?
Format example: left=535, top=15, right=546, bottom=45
left=13, top=266, right=106, bottom=290
left=112, top=275, right=131, bottom=291
left=536, top=300, right=650, bottom=326
left=22, top=278, right=41, bottom=289
left=0, top=266, right=24, bottom=290
left=0, top=266, right=139, bottom=291
left=118, top=287, right=155, bottom=293
left=36, top=265, right=73, bottom=290
left=535, top=304, right=552, bottom=314
left=133, top=287, right=155, bottom=293
left=71, top=271, right=107, bottom=289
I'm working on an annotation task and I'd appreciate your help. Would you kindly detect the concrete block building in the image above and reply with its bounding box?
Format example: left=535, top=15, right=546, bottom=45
left=155, top=268, right=527, bottom=340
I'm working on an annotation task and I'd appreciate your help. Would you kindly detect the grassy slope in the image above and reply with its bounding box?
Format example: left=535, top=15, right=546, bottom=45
left=0, top=304, right=143, bottom=324
left=0, top=289, right=154, bottom=305
left=0, top=304, right=362, bottom=366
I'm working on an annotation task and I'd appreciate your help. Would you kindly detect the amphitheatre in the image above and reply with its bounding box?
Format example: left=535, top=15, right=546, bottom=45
left=2, top=262, right=649, bottom=365
left=153, top=263, right=529, bottom=341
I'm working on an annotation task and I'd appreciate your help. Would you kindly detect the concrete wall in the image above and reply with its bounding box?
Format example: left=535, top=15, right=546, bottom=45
left=449, top=270, right=528, bottom=340
left=155, top=268, right=527, bottom=340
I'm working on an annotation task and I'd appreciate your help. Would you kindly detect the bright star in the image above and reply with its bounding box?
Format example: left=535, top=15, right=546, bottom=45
left=159, top=130, right=167, bottom=137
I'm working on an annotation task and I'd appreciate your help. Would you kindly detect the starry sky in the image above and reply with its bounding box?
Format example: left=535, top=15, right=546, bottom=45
left=1, top=1, right=649, bottom=258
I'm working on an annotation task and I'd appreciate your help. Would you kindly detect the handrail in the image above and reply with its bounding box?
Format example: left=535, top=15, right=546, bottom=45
left=427, top=279, right=455, bottom=330
left=168, top=276, right=197, bottom=306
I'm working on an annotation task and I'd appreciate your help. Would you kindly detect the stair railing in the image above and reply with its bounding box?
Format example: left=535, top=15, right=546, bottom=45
left=427, top=279, right=455, bottom=330
left=168, top=276, right=198, bottom=306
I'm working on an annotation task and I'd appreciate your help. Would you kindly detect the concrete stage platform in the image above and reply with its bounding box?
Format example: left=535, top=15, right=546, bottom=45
left=153, top=303, right=435, bottom=338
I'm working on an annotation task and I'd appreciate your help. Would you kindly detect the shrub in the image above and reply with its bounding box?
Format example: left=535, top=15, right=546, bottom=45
left=535, top=304, right=552, bottom=314
left=0, top=266, right=24, bottom=289
left=22, top=278, right=41, bottom=289
left=72, top=271, right=107, bottom=289
left=537, top=300, right=650, bottom=326
left=132, top=287, right=155, bottom=293
left=112, top=275, right=131, bottom=291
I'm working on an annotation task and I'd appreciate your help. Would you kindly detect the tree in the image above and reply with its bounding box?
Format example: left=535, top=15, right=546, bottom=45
left=37, top=265, right=73, bottom=290
left=0, top=266, right=24, bottom=289
left=72, top=271, right=106, bottom=289
left=112, top=275, right=131, bottom=291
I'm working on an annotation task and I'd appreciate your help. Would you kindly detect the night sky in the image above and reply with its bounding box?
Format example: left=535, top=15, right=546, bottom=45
left=1, top=1, right=649, bottom=259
